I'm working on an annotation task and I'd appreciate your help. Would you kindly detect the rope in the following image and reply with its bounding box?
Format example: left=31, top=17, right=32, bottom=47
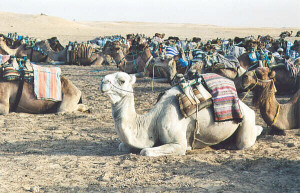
left=271, top=103, right=281, bottom=126
left=152, top=62, right=155, bottom=92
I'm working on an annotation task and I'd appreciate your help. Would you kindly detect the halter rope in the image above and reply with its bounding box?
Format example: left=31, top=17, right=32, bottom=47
left=241, top=71, right=274, bottom=101
left=271, top=103, right=281, bottom=126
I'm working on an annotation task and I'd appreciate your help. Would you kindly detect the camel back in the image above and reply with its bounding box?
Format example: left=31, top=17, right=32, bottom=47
left=66, top=42, right=94, bottom=65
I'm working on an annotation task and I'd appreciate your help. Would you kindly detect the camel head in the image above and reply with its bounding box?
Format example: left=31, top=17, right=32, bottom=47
left=100, top=72, right=136, bottom=104
left=241, top=67, right=276, bottom=90
left=47, top=37, right=64, bottom=52
left=245, top=39, right=258, bottom=52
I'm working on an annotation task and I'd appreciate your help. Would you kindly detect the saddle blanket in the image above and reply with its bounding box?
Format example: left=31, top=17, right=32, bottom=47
left=206, top=53, right=240, bottom=69
left=0, top=54, right=10, bottom=64
left=285, top=59, right=300, bottom=77
left=32, top=64, right=62, bottom=101
left=166, top=46, right=179, bottom=57
left=202, top=73, right=243, bottom=122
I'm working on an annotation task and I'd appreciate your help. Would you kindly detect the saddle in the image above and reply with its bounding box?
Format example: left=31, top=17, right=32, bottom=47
left=175, top=71, right=243, bottom=122
left=1, top=56, right=33, bottom=81
left=66, top=42, right=94, bottom=65
left=175, top=72, right=212, bottom=118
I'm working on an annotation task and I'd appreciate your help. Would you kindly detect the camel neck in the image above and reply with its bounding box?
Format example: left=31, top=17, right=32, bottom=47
left=254, top=82, right=279, bottom=126
left=111, top=94, right=156, bottom=149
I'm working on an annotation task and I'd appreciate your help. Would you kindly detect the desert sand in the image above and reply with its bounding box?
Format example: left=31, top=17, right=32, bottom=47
left=0, top=12, right=299, bottom=192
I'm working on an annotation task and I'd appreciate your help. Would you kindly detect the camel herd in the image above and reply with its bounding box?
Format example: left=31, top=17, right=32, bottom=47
left=0, top=31, right=299, bottom=156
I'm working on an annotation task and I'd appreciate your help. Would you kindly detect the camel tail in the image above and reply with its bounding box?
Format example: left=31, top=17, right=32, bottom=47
left=79, top=97, right=83, bottom=104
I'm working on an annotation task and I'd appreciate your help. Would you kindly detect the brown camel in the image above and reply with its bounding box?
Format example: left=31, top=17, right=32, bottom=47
left=35, top=40, right=104, bottom=66
left=116, top=39, right=172, bottom=79
left=102, top=41, right=129, bottom=66
left=47, top=37, right=64, bottom=52
left=0, top=66, right=89, bottom=114
left=0, top=34, right=22, bottom=50
left=241, top=67, right=300, bottom=134
left=238, top=51, right=298, bottom=94
left=0, top=36, right=47, bottom=62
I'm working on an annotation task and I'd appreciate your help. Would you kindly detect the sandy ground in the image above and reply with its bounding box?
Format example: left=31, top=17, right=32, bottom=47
left=0, top=12, right=299, bottom=192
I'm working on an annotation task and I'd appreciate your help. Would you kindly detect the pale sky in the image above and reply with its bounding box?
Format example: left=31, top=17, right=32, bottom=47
left=1, top=0, right=299, bottom=27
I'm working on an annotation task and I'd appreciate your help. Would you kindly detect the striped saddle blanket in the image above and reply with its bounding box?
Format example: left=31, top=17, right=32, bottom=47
left=165, top=46, right=179, bottom=57
left=202, top=73, right=243, bottom=122
left=32, top=64, right=62, bottom=101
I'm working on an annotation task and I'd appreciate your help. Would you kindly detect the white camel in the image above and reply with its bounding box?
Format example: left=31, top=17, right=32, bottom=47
left=100, top=72, right=263, bottom=156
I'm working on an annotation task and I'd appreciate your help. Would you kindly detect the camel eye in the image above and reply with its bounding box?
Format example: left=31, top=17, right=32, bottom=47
left=118, top=78, right=125, bottom=85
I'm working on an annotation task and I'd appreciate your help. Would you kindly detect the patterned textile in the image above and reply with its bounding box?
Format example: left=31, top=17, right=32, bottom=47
left=285, top=59, right=300, bottom=77
left=2, top=67, right=33, bottom=81
left=0, top=54, right=10, bottom=64
left=202, top=73, right=243, bottom=122
left=227, top=46, right=246, bottom=58
left=206, top=53, right=240, bottom=69
left=191, top=49, right=205, bottom=64
left=165, top=46, right=179, bottom=57
left=32, top=64, right=62, bottom=101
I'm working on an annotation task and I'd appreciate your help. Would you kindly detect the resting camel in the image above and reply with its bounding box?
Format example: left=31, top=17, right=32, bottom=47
left=34, top=40, right=106, bottom=66
left=116, top=38, right=173, bottom=79
left=241, top=67, right=300, bottom=134
left=0, top=36, right=47, bottom=62
left=0, top=69, right=89, bottom=114
left=100, top=72, right=263, bottom=156
left=280, top=31, right=293, bottom=39
left=168, top=49, right=246, bottom=92
left=239, top=50, right=299, bottom=94
left=0, top=34, right=22, bottom=50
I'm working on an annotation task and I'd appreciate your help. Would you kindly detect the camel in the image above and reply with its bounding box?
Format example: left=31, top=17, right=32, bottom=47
left=168, top=50, right=246, bottom=92
left=100, top=72, right=263, bottom=156
left=0, top=34, right=22, bottom=50
left=239, top=52, right=299, bottom=94
left=35, top=40, right=104, bottom=66
left=0, top=36, right=47, bottom=62
left=103, top=41, right=129, bottom=66
left=280, top=31, right=293, bottom=39
left=116, top=38, right=173, bottom=79
left=47, top=37, right=64, bottom=52
left=0, top=66, right=89, bottom=114
left=241, top=67, right=300, bottom=134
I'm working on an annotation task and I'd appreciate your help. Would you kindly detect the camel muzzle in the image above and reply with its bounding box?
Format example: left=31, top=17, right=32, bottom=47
left=99, top=80, right=112, bottom=93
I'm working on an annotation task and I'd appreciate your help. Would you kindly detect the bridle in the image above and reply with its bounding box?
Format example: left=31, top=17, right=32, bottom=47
left=241, top=70, right=275, bottom=101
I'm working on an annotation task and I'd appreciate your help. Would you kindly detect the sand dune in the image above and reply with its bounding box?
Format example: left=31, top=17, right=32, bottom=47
left=0, top=11, right=299, bottom=45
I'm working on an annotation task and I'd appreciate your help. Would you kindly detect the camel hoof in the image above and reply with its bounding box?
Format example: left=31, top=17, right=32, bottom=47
left=77, top=104, right=90, bottom=113
left=268, top=128, right=286, bottom=136
left=56, top=111, right=67, bottom=116
left=140, top=148, right=154, bottom=156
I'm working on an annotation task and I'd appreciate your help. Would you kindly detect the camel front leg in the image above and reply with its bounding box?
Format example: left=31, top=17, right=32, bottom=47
left=140, top=144, right=186, bottom=156
left=236, top=106, right=263, bottom=149
left=0, top=86, right=10, bottom=115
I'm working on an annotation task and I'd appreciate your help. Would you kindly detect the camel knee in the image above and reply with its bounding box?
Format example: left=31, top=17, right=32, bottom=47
left=256, top=125, right=263, bottom=136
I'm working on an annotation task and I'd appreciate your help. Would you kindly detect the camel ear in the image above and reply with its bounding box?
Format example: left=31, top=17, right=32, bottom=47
left=269, top=70, right=276, bottom=79
left=129, top=74, right=136, bottom=84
